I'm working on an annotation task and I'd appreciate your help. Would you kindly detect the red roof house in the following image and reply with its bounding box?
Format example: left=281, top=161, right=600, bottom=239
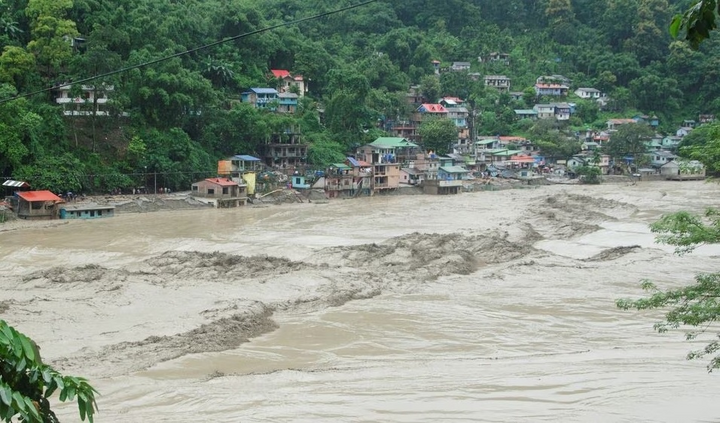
left=16, top=190, right=63, bottom=220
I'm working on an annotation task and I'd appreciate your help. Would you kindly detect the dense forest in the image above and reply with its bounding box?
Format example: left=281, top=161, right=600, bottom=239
left=0, top=0, right=715, bottom=192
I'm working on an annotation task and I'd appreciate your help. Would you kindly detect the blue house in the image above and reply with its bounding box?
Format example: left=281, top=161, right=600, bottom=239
left=290, top=174, right=310, bottom=189
left=241, top=88, right=278, bottom=109
left=60, top=203, right=115, bottom=219
left=278, top=92, right=298, bottom=113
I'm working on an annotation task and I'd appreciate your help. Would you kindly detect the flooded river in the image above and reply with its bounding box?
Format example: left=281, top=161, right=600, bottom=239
left=1, top=182, right=719, bottom=422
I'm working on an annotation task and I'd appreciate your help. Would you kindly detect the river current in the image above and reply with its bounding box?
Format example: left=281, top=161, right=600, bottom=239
left=1, top=181, right=719, bottom=422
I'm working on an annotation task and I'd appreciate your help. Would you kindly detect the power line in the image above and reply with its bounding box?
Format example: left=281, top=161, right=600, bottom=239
left=0, top=0, right=378, bottom=104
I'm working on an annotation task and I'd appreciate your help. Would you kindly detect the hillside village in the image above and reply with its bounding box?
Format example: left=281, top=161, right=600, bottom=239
left=33, top=56, right=712, bottom=214
left=182, top=59, right=711, bottom=205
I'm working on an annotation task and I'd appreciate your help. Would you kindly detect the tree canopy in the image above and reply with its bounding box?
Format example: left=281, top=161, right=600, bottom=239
left=617, top=210, right=720, bottom=371
left=0, top=0, right=717, bottom=192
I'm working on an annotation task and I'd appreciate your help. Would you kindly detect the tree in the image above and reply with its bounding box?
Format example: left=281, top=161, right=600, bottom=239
left=670, top=0, right=720, bottom=49
left=617, top=210, right=720, bottom=371
left=1, top=319, right=98, bottom=422
left=419, top=74, right=440, bottom=103
left=418, top=117, right=456, bottom=154
left=574, top=165, right=602, bottom=183
left=604, top=123, right=654, bottom=166
left=678, top=122, right=720, bottom=175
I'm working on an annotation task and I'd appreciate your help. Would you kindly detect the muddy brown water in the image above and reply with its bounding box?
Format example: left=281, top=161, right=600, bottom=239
left=1, top=182, right=719, bottom=422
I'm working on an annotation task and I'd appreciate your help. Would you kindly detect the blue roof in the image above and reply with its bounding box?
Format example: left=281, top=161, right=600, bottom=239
left=346, top=157, right=360, bottom=167
left=248, top=88, right=278, bottom=94
left=233, top=155, right=261, bottom=161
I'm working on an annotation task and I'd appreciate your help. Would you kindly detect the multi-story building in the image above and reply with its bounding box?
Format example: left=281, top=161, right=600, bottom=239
left=54, top=83, right=114, bottom=116
left=484, top=75, right=511, bottom=92
left=270, top=69, right=307, bottom=96
left=241, top=88, right=278, bottom=109
left=261, top=129, right=308, bottom=171
left=356, top=137, right=419, bottom=193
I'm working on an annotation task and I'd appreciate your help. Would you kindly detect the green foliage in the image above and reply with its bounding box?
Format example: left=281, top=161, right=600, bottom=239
left=0, top=319, right=98, bottom=422
left=418, top=117, right=456, bottom=154
left=670, top=0, right=720, bottom=49
left=604, top=123, right=655, bottom=162
left=678, top=121, right=720, bottom=174
left=618, top=208, right=720, bottom=371
left=574, top=165, right=602, bottom=183
left=0, top=0, right=718, bottom=193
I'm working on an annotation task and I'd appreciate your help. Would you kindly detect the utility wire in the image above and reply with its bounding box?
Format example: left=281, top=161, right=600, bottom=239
left=0, top=0, right=378, bottom=104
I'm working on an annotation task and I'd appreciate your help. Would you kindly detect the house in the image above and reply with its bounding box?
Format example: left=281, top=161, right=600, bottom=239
left=406, top=85, right=425, bottom=106
left=357, top=137, right=419, bottom=193
left=661, top=160, right=706, bottom=180
left=484, top=75, right=511, bottom=92
left=439, top=97, right=468, bottom=129
left=534, top=104, right=556, bottom=119
left=241, top=88, right=278, bottom=109
left=15, top=191, right=63, bottom=219
left=574, top=88, right=603, bottom=99
left=633, top=114, right=659, bottom=127
left=191, top=178, right=247, bottom=207
left=406, top=152, right=440, bottom=182
left=54, top=83, right=114, bottom=116
left=417, top=103, right=448, bottom=117
left=289, top=173, right=310, bottom=189
left=533, top=103, right=571, bottom=120
left=662, top=135, right=683, bottom=150
left=217, top=155, right=261, bottom=195
left=262, top=128, right=308, bottom=171
left=270, top=69, right=307, bottom=96
left=535, top=83, right=569, bottom=97
left=537, top=75, right=572, bottom=85
left=482, top=52, right=510, bottom=64
left=649, top=151, right=678, bottom=168
left=60, top=203, right=115, bottom=219
left=607, top=118, right=636, bottom=131
left=514, top=109, right=538, bottom=120
left=325, top=162, right=358, bottom=197
left=553, top=103, right=571, bottom=120
left=424, top=166, right=468, bottom=195
left=681, top=119, right=696, bottom=128
left=566, top=155, right=587, bottom=169
left=451, top=61, right=471, bottom=71
left=510, top=91, right=524, bottom=101
left=400, top=168, right=424, bottom=185
left=676, top=127, right=694, bottom=137
left=699, top=114, right=715, bottom=124
left=277, top=92, right=298, bottom=113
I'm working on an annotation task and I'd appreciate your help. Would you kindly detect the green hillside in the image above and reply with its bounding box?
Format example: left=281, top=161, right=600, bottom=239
left=0, top=0, right=714, bottom=192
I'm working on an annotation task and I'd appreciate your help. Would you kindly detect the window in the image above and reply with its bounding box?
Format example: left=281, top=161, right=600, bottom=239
left=192, top=186, right=198, bottom=191
left=90, top=211, right=95, bottom=217
left=222, top=187, right=228, bottom=194
left=208, top=188, right=215, bottom=195
left=98, top=210, right=102, bottom=216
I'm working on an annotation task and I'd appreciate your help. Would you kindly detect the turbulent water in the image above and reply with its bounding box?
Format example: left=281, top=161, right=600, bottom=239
left=1, top=182, right=720, bottom=422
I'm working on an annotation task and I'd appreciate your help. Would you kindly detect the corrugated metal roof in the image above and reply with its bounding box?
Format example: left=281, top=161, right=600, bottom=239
left=233, top=155, right=261, bottom=161
left=439, top=166, right=469, bottom=173
left=346, top=157, right=360, bottom=167
left=248, top=88, right=278, bottom=94
left=2, top=180, right=30, bottom=188
left=16, top=190, right=63, bottom=202
left=370, top=137, right=419, bottom=148
left=332, top=163, right=351, bottom=170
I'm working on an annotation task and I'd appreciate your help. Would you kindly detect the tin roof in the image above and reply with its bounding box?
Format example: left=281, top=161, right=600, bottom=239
left=2, top=180, right=30, bottom=188
left=233, top=155, right=261, bottom=161
left=16, top=190, right=63, bottom=202
left=370, top=137, right=419, bottom=148
left=439, top=166, right=469, bottom=173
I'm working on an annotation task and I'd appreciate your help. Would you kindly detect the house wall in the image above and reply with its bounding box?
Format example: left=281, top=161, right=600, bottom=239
left=17, top=200, right=57, bottom=220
